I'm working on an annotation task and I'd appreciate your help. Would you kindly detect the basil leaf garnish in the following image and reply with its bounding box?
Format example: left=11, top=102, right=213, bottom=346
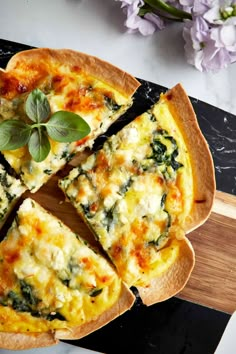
left=25, top=88, right=50, bottom=123
left=0, top=89, right=91, bottom=162
left=28, top=129, right=51, bottom=162
left=0, top=120, right=31, bottom=150
left=46, top=111, right=90, bottom=143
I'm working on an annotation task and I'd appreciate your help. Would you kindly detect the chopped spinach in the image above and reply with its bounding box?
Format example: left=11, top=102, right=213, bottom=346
left=3, top=280, right=67, bottom=322
left=149, top=131, right=184, bottom=177
left=165, top=136, right=177, bottom=148
left=5, top=191, right=14, bottom=203
left=170, top=155, right=183, bottom=171
left=148, top=210, right=171, bottom=247
left=30, top=310, right=41, bottom=318
left=46, top=312, right=66, bottom=321
left=119, top=177, right=133, bottom=195
left=90, top=288, right=103, bottom=297
left=149, top=232, right=168, bottom=247
left=149, top=113, right=156, bottom=122
left=61, top=150, right=73, bottom=162
left=0, top=296, right=7, bottom=306
left=164, top=210, right=172, bottom=228
left=0, top=171, right=11, bottom=188
left=4, top=280, right=40, bottom=314
left=43, top=169, right=52, bottom=175
left=151, top=140, right=167, bottom=163
left=104, top=96, right=121, bottom=112
left=80, top=203, right=94, bottom=219
left=20, top=280, right=40, bottom=306
left=7, top=290, right=31, bottom=312
left=161, top=193, right=167, bottom=208
left=68, top=259, right=80, bottom=274
left=61, top=279, right=70, bottom=287
left=0, top=207, right=7, bottom=220
left=103, top=207, right=115, bottom=232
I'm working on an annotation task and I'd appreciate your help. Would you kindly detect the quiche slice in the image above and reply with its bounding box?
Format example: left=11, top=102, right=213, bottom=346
left=0, top=48, right=140, bottom=192
left=0, top=198, right=135, bottom=350
left=0, top=162, right=26, bottom=230
left=59, top=84, right=215, bottom=305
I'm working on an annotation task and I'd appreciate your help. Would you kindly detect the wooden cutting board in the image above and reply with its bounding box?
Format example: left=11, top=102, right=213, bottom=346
left=179, top=190, right=236, bottom=315
left=24, top=168, right=236, bottom=315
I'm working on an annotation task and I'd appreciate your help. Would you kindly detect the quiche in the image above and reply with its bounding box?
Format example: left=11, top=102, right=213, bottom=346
left=0, top=162, right=26, bottom=230
left=0, top=48, right=140, bottom=192
left=0, top=198, right=135, bottom=350
left=59, top=84, right=215, bottom=305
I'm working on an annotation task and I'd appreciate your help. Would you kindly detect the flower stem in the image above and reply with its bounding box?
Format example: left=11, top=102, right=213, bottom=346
left=144, top=0, right=192, bottom=20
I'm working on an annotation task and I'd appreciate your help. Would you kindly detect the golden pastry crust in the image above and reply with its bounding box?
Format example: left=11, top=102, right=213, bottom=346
left=137, top=237, right=195, bottom=306
left=0, top=283, right=134, bottom=350
left=136, top=84, right=215, bottom=304
left=162, top=84, right=216, bottom=232
left=4, top=48, right=140, bottom=98
left=0, top=331, right=58, bottom=350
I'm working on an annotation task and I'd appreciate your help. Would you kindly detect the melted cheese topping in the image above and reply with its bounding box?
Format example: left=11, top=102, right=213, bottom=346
left=59, top=102, right=194, bottom=287
left=0, top=63, right=133, bottom=192
left=0, top=198, right=122, bottom=332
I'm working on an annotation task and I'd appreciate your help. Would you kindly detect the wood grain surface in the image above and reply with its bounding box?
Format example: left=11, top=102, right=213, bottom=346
left=23, top=173, right=236, bottom=315
left=179, top=191, right=236, bottom=314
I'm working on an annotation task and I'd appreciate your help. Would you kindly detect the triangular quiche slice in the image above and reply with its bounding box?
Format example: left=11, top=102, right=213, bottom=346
left=59, top=84, right=215, bottom=305
left=0, top=198, right=135, bottom=350
left=0, top=48, right=140, bottom=192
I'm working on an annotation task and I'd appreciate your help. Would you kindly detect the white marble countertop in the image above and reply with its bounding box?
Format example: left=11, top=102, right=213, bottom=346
left=1, top=0, right=236, bottom=116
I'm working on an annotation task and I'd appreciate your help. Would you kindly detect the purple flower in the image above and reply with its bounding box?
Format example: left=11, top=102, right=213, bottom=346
left=116, top=0, right=236, bottom=72
left=211, top=25, right=236, bottom=51
left=183, top=15, right=236, bottom=72
left=203, top=1, right=236, bottom=24
left=143, top=12, right=166, bottom=31
left=182, top=0, right=236, bottom=71
left=116, top=0, right=166, bottom=35
left=177, top=0, right=194, bottom=12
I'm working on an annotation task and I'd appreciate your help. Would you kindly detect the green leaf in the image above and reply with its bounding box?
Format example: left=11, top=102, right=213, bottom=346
left=138, top=4, right=153, bottom=16
left=25, top=88, right=51, bottom=123
left=144, top=0, right=192, bottom=20
left=28, top=128, right=51, bottom=162
left=45, top=111, right=91, bottom=143
left=0, top=120, right=31, bottom=150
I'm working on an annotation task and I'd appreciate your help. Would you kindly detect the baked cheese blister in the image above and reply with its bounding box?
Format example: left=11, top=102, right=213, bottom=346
left=0, top=198, right=134, bottom=348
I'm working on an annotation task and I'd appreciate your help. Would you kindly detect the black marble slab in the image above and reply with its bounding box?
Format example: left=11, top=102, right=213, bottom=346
left=0, top=39, right=235, bottom=354
left=77, top=296, right=229, bottom=354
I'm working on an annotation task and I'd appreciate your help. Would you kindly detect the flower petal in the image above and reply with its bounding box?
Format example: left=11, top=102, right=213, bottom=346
left=144, top=12, right=165, bottom=31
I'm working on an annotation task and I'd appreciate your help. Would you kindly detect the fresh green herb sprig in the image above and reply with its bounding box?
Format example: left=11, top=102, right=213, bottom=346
left=0, top=89, right=91, bottom=162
